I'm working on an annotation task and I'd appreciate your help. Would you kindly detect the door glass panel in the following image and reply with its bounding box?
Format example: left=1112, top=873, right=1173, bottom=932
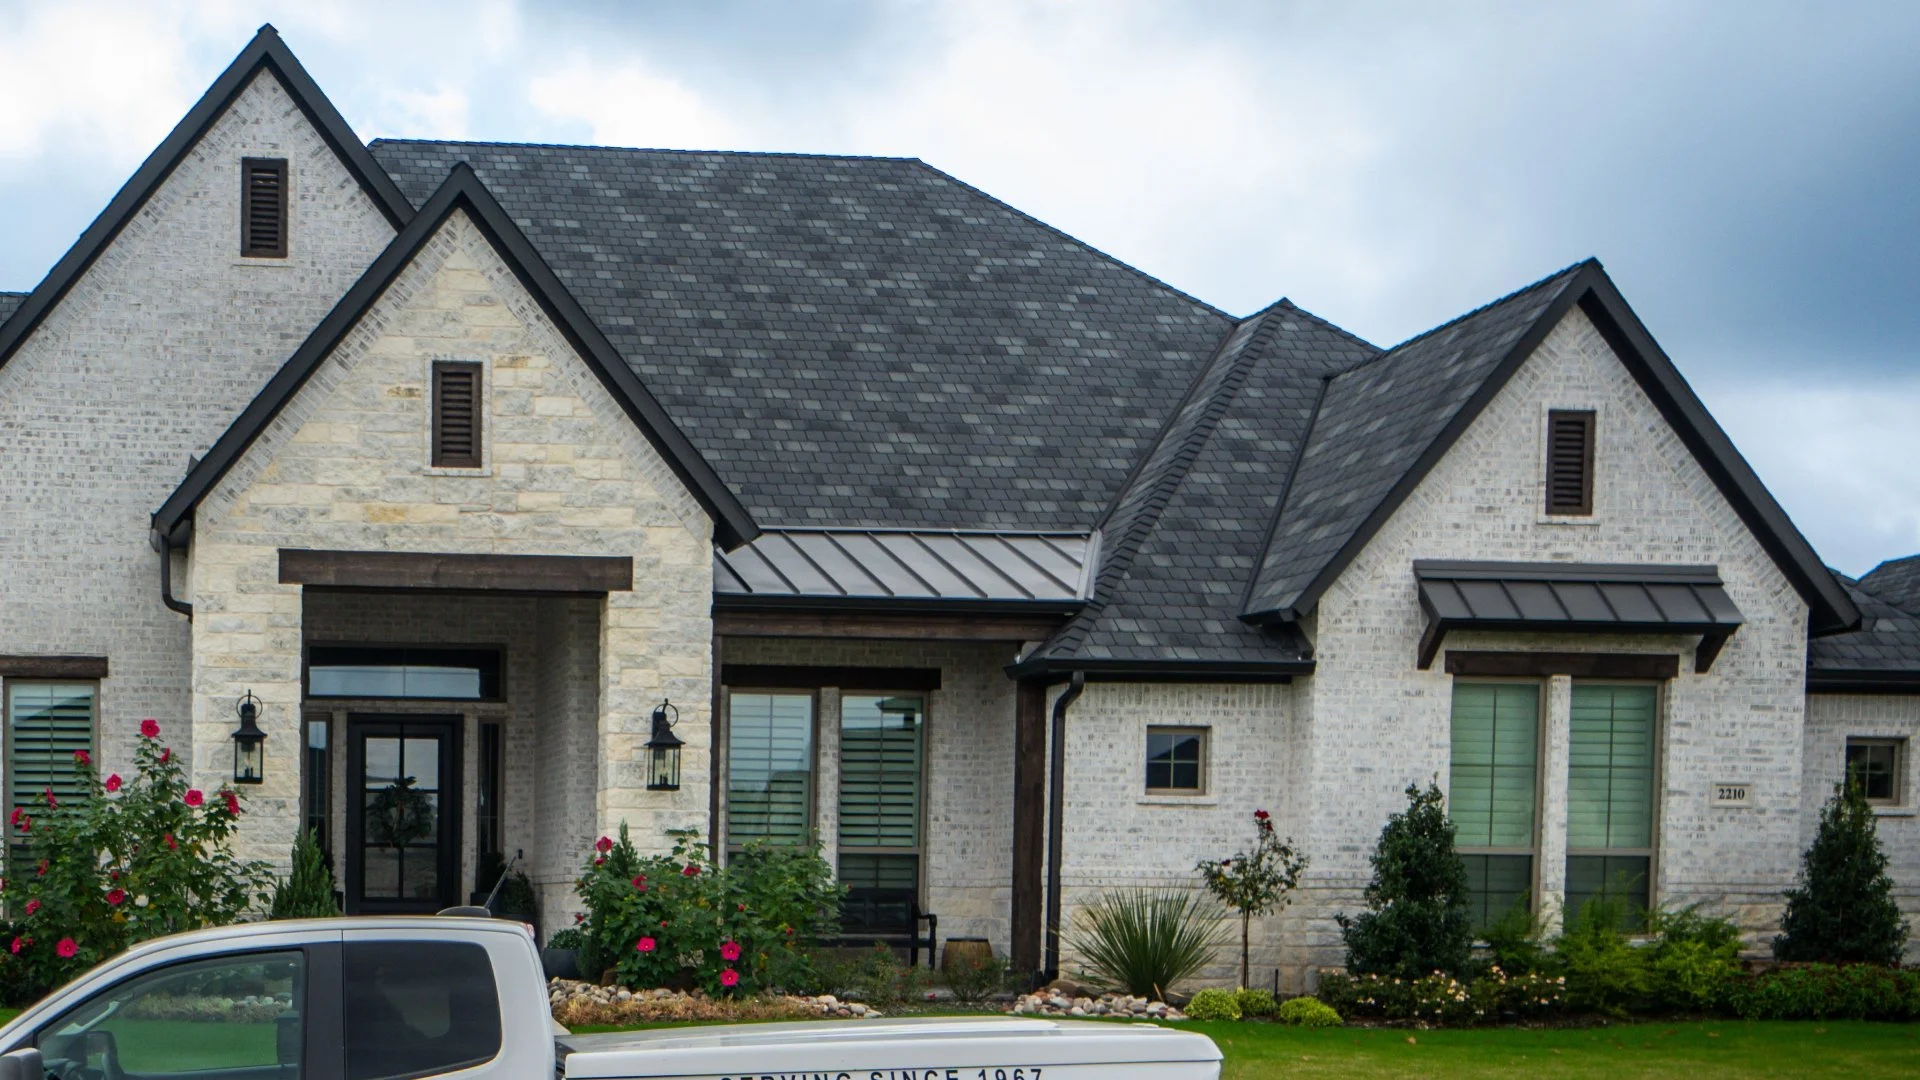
left=363, top=848, right=401, bottom=899
left=404, top=739, right=439, bottom=791
left=363, top=738, right=400, bottom=785
left=356, top=723, right=451, bottom=910
left=37, top=950, right=304, bottom=1079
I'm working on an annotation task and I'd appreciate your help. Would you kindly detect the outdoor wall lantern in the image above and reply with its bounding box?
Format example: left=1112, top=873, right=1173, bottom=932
left=232, top=690, right=267, bottom=785
left=646, top=699, right=684, bottom=792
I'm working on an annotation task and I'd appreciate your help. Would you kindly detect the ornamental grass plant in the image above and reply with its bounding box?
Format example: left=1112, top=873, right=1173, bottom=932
left=1063, top=887, right=1228, bottom=1000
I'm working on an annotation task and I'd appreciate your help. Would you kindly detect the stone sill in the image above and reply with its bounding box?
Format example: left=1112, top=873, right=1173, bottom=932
left=1872, top=805, right=1916, bottom=818
left=424, top=466, right=494, bottom=478
left=1137, top=794, right=1219, bottom=808
left=1535, top=513, right=1602, bottom=527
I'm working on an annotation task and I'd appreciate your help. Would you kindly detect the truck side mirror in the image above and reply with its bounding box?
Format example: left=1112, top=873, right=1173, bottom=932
left=0, top=1047, right=45, bottom=1080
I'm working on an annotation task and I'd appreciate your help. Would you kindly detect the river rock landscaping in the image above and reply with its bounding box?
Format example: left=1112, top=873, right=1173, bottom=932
left=1010, top=991, right=1188, bottom=1020
left=548, top=978, right=887, bottom=1026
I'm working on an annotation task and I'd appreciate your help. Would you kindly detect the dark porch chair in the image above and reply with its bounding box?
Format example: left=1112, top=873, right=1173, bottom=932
left=827, top=887, right=939, bottom=968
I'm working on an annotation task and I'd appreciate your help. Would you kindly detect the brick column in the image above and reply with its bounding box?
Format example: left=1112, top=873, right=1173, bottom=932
left=1539, top=674, right=1573, bottom=933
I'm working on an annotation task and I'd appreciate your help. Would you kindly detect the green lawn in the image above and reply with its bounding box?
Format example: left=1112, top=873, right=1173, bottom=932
left=572, top=1016, right=1920, bottom=1079
left=0, top=1010, right=16, bottom=1026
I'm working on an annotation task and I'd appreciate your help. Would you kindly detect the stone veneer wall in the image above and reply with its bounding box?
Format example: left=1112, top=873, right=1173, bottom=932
left=0, top=70, right=392, bottom=782
left=1803, top=693, right=1920, bottom=961
left=533, top=597, right=602, bottom=924
left=1292, top=307, right=1812, bottom=981
left=719, top=638, right=1022, bottom=954
left=185, top=209, right=714, bottom=868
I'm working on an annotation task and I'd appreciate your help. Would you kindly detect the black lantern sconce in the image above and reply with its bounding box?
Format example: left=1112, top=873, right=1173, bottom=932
left=232, top=690, right=267, bottom=785
left=646, top=700, right=684, bottom=791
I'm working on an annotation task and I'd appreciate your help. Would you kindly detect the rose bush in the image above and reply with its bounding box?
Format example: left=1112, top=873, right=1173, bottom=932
left=0, top=719, right=273, bottom=1001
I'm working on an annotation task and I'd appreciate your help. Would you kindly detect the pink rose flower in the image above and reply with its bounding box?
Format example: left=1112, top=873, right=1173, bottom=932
left=681, top=864, right=700, bottom=877
left=105, top=889, right=125, bottom=906
left=183, top=789, right=204, bottom=807
left=636, top=937, right=657, bottom=953
left=159, top=747, right=171, bottom=764
left=164, top=834, right=177, bottom=851
left=140, top=719, right=160, bottom=739
left=719, top=968, right=739, bottom=988
left=42, top=788, right=56, bottom=808
left=25, top=899, right=39, bottom=916
left=7, top=938, right=20, bottom=955
left=224, top=791, right=241, bottom=816
left=72, top=750, right=89, bottom=766
left=595, top=836, right=613, bottom=853
left=720, top=940, right=741, bottom=962
left=104, top=774, right=122, bottom=793
left=55, top=938, right=77, bottom=959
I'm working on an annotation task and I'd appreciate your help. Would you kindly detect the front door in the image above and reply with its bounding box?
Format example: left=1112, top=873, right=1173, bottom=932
left=346, top=715, right=461, bottom=914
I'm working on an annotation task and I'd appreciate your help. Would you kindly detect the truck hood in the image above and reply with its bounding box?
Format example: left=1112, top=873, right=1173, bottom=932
left=558, top=1016, right=1221, bottom=1079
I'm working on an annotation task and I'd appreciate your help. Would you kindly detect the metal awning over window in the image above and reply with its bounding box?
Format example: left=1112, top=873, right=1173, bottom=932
left=1414, top=560, right=1744, bottom=673
left=714, top=529, right=1094, bottom=612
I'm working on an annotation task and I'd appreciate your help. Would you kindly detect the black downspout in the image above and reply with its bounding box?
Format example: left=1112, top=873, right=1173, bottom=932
left=1042, top=670, right=1085, bottom=983
left=153, top=529, right=193, bottom=620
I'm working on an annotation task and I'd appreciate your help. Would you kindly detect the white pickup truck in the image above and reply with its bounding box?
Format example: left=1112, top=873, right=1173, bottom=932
left=0, top=917, right=1221, bottom=1080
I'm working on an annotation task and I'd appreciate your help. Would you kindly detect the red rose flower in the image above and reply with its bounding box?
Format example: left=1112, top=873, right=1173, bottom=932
left=55, top=938, right=77, bottom=959
left=42, top=788, right=56, bottom=808
left=595, top=836, right=613, bottom=853
left=35, top=860, right=47, bottom=876
left=25, top=899, right=39, bottom=916
left=736, top=903, right=746, bottom=912
left=593, top=857, right=605, bottom=867
left=224, top=791, right=241, bottom=816
left=7, top=938, right=20, bottom=955
left=719, top=940, right=742, bottom=962
left=681, top=864, right=699, bottom=877
left=659, top=920, right=668, bottom=928
left=636, top=937, right=657, bottom=953
left=719, top=968, right=739, bottom=988
left=7, top=808, right=20, bottom=826
left=1254, top=809, right=1270, bottom=820
left=72, top=750, right=90, bottom=766
left=104, top=774, right=122, bottom=793
left=140, top=719, right=160, bottom=738
left=574, top=913, right=586, bottom=924
left=164, top=834, right=177, bottom=851
left=159, top=748, right=171, bottom=764
left=106, top=889, right=125, bottom=906
left=183, top=789, right=204, bottom=808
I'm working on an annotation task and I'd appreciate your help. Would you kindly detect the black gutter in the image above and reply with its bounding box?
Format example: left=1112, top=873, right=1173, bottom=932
left=1006, top=656, right=1312, bottom=683
left=1042, top=670, right=1085, bottom=983
left=713, top=594, right=1085, bottom=618
left=151, top=529, right=192, bottom=620
left=1807, top=671, right=1920, bottom=694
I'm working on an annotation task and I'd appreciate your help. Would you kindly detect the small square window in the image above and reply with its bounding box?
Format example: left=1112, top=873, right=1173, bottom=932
left=1845, top=738, right=1906, bottom=806
left=1145, top=727, right=1206, bottom=794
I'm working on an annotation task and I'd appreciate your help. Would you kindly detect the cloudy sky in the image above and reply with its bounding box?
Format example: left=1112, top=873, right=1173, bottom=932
left=2, top=1, right=1916, bottom=574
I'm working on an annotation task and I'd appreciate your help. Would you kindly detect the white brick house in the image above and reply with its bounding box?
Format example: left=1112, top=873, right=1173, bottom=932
left=3, top=28, right=1916, bottom=989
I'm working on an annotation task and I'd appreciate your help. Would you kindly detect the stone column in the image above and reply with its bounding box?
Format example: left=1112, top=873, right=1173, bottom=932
left=598, top=589, right=711, bottom=854
left=814, top=687, right=842, bottom=856
left=1539, top=674, right=1573, bottom=933
left=188, top=542, right=305, bottom=872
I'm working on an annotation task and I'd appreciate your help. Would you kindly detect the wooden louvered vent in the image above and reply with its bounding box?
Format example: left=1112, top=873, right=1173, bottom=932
left=240, top=158, right=288, bottom=258
left=1545, top=409, right=1595, bottom=516
left=432, top=362, right=483, bottom=468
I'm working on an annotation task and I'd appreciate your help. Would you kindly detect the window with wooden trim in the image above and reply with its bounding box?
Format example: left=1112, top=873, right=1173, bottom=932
left=1450, top=682, right=1541, bottom=932
left=5, top=682, right=96, bottom=890
left=240, top=157, right=288, bottom=258
left=1145, top=726, right=1207, bottom=794
left=726, top=693, right=814, bottom=848
left=1845, top=737, right=1907, bottom=806
left=1566, top=682, right=1658, bottom=928
left=1544, top=409, right=1595, bottom=516
left=431, top=362, right=484, bottom=468
left=838, top=694, right=924, bottom=935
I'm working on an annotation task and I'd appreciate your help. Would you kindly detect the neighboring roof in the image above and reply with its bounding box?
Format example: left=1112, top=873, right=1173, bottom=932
left=713, top=529, right=1091, bottom=613
left=1010, top=300, right=1374, bottom=680
left=1859, top=554, right=1920, bottom=612
left=152, top=164, right=758, bottom=549
left=368, top=140, right=1232, bottom=532
left=1807, top=572, right=1920, bottom=692
left=0, top=25, right=413, bottom=372
left=1414, top=560, right=1744, bottom=672
left=0, top=293, right=24, bottom=324
left=1238, top=260, right=1860, bottom=638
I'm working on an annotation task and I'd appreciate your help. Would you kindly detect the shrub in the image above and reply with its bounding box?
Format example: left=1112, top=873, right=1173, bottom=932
left=943, top=948, right=1010, bottom=1004
left=1553, top=896, right=1650, bottom=1016
left=2, top=720, right=272, bottom=998
left=1195, top=809, right=1307, bottom=989
left=1337, top=783, right=1474, bottom=980
left=833, top=941, right=931, bottom=1006
left=547, top=926, right=586, bottom=950
left=1480, top=901, right=1554, bottom=976
left=268, top=828, right=339, bottom=919
left=574, top=824, right=843, bottom=996
left=1233, top=986, right=1277, bottom=1017
left=1184, top=988, right=1242, bottom=1021
left=1064, top=888, right=1228, bottom=1000
left=1275, top=995, right=1342, bottom=1027
left=1644, top=905, right=1742, bottom=1011
left=1467, top=966, right=1566, bottom=1021
left=1774, top=781, right=1910, bottom=965
left=1726, top=963, right=1920, bottom=1021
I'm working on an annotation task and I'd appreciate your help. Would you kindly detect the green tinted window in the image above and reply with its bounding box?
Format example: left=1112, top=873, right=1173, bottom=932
left=838, top=695, right=923, bottom=849
left=1449, top=683, right=1539, bottom=848
left=1567, top=684, right=1656, bottom=849
left=726, top=693, right=813, bottom=846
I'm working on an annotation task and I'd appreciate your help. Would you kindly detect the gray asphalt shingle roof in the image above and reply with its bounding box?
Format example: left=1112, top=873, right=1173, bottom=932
left=0, top=292, right=26, bottom=324
left=1859, top=555, right=1920, bottom=613
left=1809, top=573, right=1920, bottom=683
left=368, top=141, right=1231, bottom=532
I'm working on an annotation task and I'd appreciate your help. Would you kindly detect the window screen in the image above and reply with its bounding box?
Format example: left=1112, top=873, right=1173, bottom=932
left=1145, top=727, right=1206, bottom=792
left=343, top=941, right=501, bottom=1080
left=1566, top=683, right=1657, bottom=926
left=1450, top=682, right=1539, bottom=930
left=726, top=693, right=813, bottom=847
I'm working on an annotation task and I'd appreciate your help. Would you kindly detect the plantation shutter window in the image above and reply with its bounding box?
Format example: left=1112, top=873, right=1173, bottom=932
left=431, top=362, right=483, bottom=468
left=1449, top=682, right=1540, bottom=931
left=837, top=694, right=924, bottom=934
left=6, top=682, right=95, bottom=886
left=1566, top=682, right=1658, bottom=925
left=725, top=693, right=813, bottom=847
left=1544, top=409, right=1595, bottom=516
left=240, top=157, right=288, bottom=258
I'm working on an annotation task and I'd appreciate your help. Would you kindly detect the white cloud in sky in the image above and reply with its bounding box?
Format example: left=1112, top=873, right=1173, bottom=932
left=0, top=3, right=204, bottom=169
left=528, top=58, right=745, bottom=150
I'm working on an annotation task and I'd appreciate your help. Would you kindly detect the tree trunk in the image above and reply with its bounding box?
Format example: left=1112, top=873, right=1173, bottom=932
left=1240, top=911, right=1251, bottom=989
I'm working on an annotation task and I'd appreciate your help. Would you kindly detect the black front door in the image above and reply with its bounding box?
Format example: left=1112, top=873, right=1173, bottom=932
left=346, top=715, right=461, bottom=914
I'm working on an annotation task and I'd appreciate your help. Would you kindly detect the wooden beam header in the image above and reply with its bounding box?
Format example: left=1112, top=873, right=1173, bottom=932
left=279, top=549, right=632, bottom=593
left=1444, top=650, right=1680, bottom=680
left=0, top=655, right=110, bottom=679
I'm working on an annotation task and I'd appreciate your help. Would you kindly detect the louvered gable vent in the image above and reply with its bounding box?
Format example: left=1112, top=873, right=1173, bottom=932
left=432, top=362, right=483, bottom=468
left=241, top=158, right=288, bottom=258
left=1545, top=409, right=1595, bottom=516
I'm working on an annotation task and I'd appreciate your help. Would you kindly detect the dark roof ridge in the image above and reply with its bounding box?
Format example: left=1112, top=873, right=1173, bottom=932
left=151, top=162, right=759, bottom=550
left=0, top=25, right=414, bottom=371
left=1269, top=297, right=1382, bottom=353
left=369, top=137, right=922, bottom=163
left=909, top=159, right=1235, bottom=322
left=1380, top=257, right=1597, bottom=355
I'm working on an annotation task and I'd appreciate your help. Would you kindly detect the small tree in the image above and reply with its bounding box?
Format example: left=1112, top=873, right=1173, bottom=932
left=1336, top=782, right=1473, bottom=980
left=1774, top=781, right=1909, bottom=964
left=1195, top=808, right=1307, bottom=988
left=269, top=828, right=341, bottom=919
